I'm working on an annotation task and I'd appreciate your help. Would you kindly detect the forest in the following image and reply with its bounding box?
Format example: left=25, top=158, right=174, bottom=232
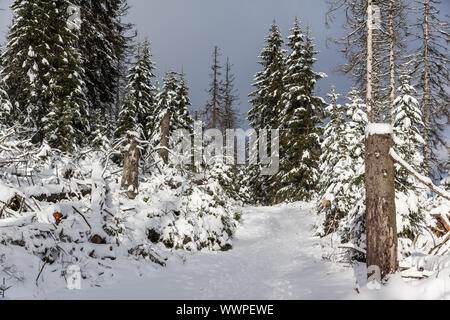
left=0, top=0, right=448, bottom=300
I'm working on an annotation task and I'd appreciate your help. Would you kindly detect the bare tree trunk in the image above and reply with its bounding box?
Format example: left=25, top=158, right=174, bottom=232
left=121, top=133, right=139, bottom=199
left=212, top=46, right=219, bottom=129
left=158, top=110, right=170, bottom=164
left=366, top=0, right=374, bottom=121
left=422, top=0, right=430, bottom=172
left=388, top=0, right=396, bottom=125
left=365, top=131, right=398, bottom=279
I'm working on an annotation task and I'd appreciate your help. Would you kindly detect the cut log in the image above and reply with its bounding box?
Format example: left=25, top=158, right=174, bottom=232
left=31, top=188, right=91, bottom=203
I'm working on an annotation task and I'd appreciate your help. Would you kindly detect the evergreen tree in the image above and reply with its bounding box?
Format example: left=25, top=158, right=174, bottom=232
left=74, top=0, right=134, bottom=133
left=275, top=20, right=326, bottom=202
left=393, top=68, right=428, bottom=239
left=0, top=81, right=12, bottom=124
left=247, top=20, right=286, bottom=204
left=319, top=89, right=367, bottom=257
left=114, top=39, right=157, bottom=142
left=176, top=71, right=193, bottom=129
left=114, top=90, right=139, bottom=140
left=2, top=0, right=89, bottom=152
left=0, top=46, right=12, bottom=123
left=248, top=20, right=285, bottom=131
left=153, top=71, right=193, bottom=153
left=318, top=87, right=345, bottom=202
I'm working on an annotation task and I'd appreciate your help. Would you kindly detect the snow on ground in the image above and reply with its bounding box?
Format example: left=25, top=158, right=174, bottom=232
left=3, top=202, right=449, bottom=300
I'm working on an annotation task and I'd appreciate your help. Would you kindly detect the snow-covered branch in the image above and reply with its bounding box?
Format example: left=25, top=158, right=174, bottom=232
left=389, top=148, right=450, bottom=201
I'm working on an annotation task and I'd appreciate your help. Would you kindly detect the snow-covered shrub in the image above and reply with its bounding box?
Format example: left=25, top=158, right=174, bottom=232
left=0, top=125, right=241, bottom=288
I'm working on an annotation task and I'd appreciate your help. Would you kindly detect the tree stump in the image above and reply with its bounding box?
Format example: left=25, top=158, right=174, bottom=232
left=365, top=129, right=398, bottom=280
left=121, top=132, right=139, bottom=199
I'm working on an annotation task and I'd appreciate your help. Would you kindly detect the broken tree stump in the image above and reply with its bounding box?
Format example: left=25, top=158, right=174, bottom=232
left=121, top=132, right=139, bottom=199
left=365, top=125, right=398, bottom=279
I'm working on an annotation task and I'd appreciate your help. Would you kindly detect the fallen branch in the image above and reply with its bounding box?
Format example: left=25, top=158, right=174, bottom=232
left=72, top=206, right=91, bottom=229
left=428, top=232, right=450, bottom=255
left=31, top=188, right=91, bottom=203
left=389, top=149, right=450, bottom=201
left=35, top=261, right=48, bottom=286
left=338, top=245, right=366, bottom=255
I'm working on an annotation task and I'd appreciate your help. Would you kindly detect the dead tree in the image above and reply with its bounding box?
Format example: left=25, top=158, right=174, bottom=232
left=158, top=110, right=170, bottom=165
left=365, top=128, right=398, bottom=279
left=121, top=132, right=139, bottom=199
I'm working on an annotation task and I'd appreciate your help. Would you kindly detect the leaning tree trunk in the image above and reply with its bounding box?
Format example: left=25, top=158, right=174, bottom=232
left=365, top=129, right=398, bottom=280
left=121, top=132, right=139, bottom=199
left=158, top=110, right=170, bottom=165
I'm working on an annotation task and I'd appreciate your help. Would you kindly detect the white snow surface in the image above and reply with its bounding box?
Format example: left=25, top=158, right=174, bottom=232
left=365, top=123, right=393, bottom=138
left=3, top=202, right=449, bottom=300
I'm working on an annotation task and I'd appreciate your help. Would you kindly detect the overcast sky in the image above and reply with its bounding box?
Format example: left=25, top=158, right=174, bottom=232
left=0, top=0, right=353, bottom=124
left=0, top=0, right=448, bottom=133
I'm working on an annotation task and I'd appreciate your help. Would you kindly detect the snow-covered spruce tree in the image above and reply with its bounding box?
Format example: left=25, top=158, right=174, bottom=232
left=74, top=0, right=134, bottom=133
left=3, top=0, right=89, bottom=152
left=0, top=46, right=11, bottom=123
left=152, top=70, right=193, bottom=164
left=248, top=20, right=286, bottom=205
left=392, top=68, right=428, bottom=239
left=117, top=40, right=157, bottom=141
left=114, top=90, right=139, bottom=141
left=319, top=89, right=367, bottom=258
left=275, top=20, right=326, bottom=202
left=0, top=63, right=12, bottom=124
left=318, top=87, right=346, bottom=227
left=2, top=0, right=50, bottom=126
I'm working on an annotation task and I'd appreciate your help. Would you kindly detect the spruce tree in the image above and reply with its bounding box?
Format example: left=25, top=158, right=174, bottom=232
left=318, top=89, right=367, bottom=255
left=3, top=0, right=89, bottom=152
left=115, top=40, right=158, bottom=142
left=153, top=71, right=193, bottom=155
left=248, top=20, right=285, bottom=131
left=393, top=68, right=428, bottom=239
left=275, top=20, right=326, bottom=202
left=74, top=0, right=134, bottom=133
left=0, top=45, right=12, bottom=123
left=247, top=20, right=286, bottom=204
left=0, top=82, right=12, bottom=124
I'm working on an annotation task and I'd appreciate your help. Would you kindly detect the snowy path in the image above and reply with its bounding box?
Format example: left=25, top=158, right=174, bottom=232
left=37, top=203, right=358, bottom=300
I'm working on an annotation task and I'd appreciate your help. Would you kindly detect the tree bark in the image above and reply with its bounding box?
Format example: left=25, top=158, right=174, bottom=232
left=158, top=110, right=170, bottom=164
left=365, top=132, right=398, bottom=279
left=366, top=0, right=374, bottom=121
left=388, top=0, right=396, bottom=125
left=121, top=132, right=139, bottom=199
left=422, top=0, right=430, bottom=172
